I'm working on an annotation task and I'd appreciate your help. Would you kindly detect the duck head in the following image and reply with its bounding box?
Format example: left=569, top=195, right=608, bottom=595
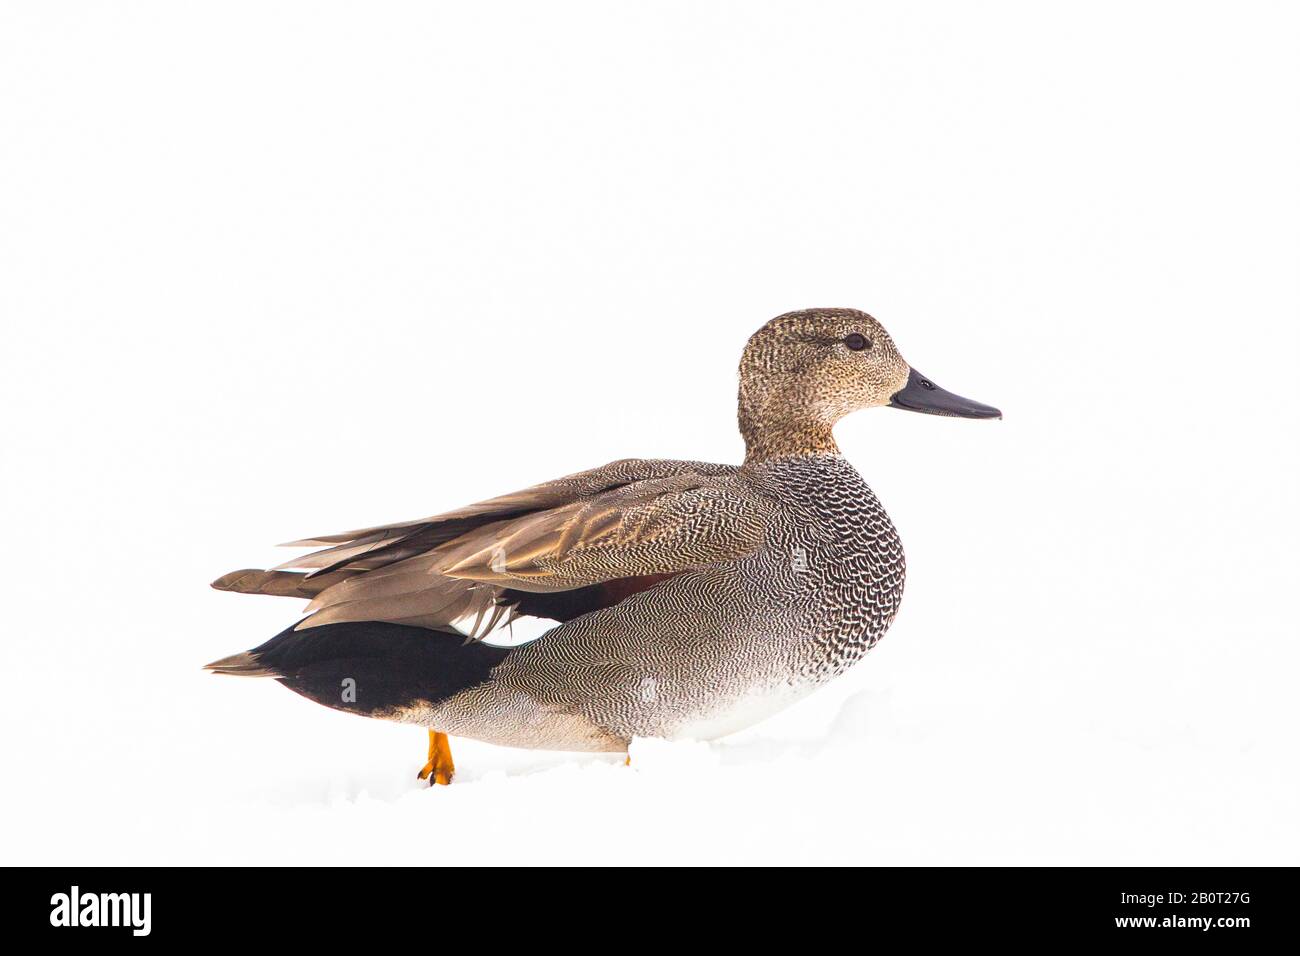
left=738, top=307, right=1000, bottom=462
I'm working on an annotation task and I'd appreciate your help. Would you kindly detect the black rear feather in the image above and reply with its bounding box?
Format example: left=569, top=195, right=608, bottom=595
left=207, top=621, right=510, bottom=719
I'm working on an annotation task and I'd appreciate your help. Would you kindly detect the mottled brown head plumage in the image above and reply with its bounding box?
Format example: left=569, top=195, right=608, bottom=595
left=737, top=308, right=910, bottom=462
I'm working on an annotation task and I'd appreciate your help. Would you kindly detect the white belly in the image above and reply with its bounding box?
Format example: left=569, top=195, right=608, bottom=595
left=668, top=682, right=813, bottom=741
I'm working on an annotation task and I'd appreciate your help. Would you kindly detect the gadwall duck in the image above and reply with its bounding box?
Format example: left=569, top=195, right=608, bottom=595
left=208, top=308, right=999, bottom=784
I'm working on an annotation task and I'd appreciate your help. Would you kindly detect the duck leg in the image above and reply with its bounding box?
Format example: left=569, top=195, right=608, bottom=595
left=417, top=730, right=456, bottom=786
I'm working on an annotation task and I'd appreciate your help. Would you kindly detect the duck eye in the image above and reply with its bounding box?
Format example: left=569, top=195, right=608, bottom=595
left=844, top=333, right=870, bottom=351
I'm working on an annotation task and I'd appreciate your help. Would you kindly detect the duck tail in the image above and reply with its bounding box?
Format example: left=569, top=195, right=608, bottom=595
left=203, top=620, right=511, bottom=719
left=204, top=650, right=280, bottom=677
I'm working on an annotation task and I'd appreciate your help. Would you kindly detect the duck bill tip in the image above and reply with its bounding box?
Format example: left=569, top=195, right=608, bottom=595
left=889, top=367, right=1001, bottom=420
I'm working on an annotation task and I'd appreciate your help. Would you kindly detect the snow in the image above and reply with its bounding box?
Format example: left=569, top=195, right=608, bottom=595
left=2, top=2, right=1298, bottom=865
left=8, top=591, right=1296, bottom=865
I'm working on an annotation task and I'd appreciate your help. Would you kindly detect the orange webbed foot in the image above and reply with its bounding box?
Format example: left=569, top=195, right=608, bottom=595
left=417, top=730, right=456, bottom=786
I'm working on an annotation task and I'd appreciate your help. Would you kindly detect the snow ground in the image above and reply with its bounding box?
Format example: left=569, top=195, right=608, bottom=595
left=7, top=529, right=1297, bottom=866
left=2, top=2, right=1298, bottom=865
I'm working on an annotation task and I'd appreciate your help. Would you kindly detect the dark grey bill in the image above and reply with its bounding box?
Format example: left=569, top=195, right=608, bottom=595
left=889, top=367, right=1002, bottom=419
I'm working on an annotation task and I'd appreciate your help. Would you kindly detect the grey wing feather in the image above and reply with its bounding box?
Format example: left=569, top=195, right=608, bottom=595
left=212, top=458, right=754, bottom=638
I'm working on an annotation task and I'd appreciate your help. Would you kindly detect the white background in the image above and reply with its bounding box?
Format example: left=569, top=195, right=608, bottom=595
left=2, top=2, right=1296, bottom=865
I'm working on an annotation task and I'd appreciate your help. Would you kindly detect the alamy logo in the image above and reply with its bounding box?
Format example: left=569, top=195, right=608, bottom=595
left=49, top=886, right=151, bottom=937
left=639, top=676, right=658, bottom=703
